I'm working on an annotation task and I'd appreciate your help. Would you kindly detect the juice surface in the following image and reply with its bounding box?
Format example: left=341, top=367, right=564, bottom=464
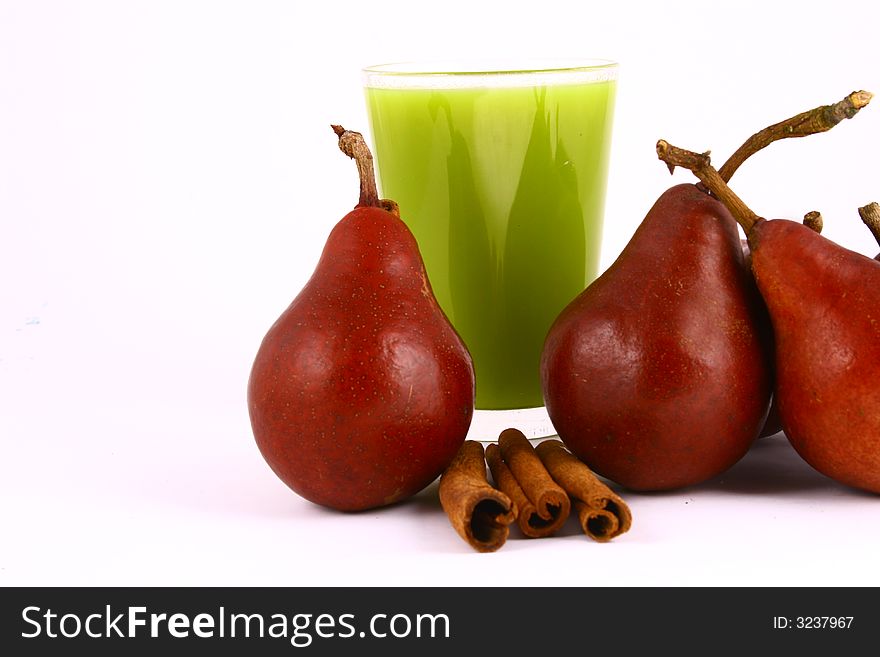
left=365, top=80, right=615, bottom=409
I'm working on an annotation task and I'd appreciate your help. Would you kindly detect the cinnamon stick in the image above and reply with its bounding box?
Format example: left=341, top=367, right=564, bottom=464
left=487, top=429, right=570, bottom=538
left=536, top=440, right=632, bottom=542
left=438, top=440, right=516, bottom=552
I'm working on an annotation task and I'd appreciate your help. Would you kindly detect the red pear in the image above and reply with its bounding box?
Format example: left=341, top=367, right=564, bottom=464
left=247, top=127, right=475, bottom=511
left=541, top=182, right=772, bottom=490
left=751, top=220, right=880, bottom=492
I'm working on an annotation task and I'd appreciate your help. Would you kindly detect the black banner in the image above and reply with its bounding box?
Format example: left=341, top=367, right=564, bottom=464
left=1, top=587, right=876, bottom=655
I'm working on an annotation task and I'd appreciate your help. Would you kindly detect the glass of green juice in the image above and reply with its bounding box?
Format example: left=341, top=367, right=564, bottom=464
left=363, top=60, right=617, bottom=439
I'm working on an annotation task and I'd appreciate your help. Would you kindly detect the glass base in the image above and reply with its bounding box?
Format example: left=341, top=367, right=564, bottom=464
left=467, top=406, right=558, bottom=443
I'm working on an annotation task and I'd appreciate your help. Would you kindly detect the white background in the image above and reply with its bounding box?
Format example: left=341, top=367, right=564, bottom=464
left=2, top=0, right=880, bottom=587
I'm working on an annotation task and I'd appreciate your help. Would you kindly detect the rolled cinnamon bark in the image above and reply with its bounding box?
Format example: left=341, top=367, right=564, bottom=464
left=535, top=440, right=632, bottom=542
left=438, top=440, right=516, bottom=552
left=487, top=429, right=570, bottom=538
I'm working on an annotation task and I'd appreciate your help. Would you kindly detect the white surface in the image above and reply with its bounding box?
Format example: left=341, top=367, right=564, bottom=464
left=2, top=0, right=880, bottom=587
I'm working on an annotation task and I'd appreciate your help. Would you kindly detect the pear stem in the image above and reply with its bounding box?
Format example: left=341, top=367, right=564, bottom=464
left=803, top=210, right=823, bottom=234
left=718, top=90, right=873, bottom=183
left=331, top=124, right=381, bottom=209
left=858, top=202, right=880, bottom=248
left=657, top=140, right=762, bottom=233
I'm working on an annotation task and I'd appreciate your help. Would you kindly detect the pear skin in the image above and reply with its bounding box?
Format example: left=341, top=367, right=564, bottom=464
left=750, top=219, right=880, bottom=493
left=542, top=184, right=772, bottom=491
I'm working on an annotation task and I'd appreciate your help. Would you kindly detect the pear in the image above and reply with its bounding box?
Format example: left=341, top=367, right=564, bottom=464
left=247, top=126, right=475, bottom=511
left=752, top=221, right=880, bottom=491
left=749, top=211, right=823, bottom=439
left=541, top=182, right=772, bottom=490
left=658, top=140, right=880, bottom=493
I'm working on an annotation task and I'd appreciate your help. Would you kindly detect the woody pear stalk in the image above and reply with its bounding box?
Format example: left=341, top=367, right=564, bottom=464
left=858, top=202, right=880, bottom=259
left=716, top=91, right=872, bottom=182
left=331, top=124, right=400, bottom=216
left=656, top=142, right=761, bottom=231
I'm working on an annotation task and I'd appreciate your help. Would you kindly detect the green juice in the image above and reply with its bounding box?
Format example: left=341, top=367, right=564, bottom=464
left=365, top=77, right=616, bottom=410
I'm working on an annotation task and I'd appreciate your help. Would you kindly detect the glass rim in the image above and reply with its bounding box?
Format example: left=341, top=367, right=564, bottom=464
left=362, top=59, right=618, bottom=89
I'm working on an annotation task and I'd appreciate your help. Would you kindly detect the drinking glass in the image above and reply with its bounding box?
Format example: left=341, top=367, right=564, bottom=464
left=363, top=60, right=617, bottom=439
